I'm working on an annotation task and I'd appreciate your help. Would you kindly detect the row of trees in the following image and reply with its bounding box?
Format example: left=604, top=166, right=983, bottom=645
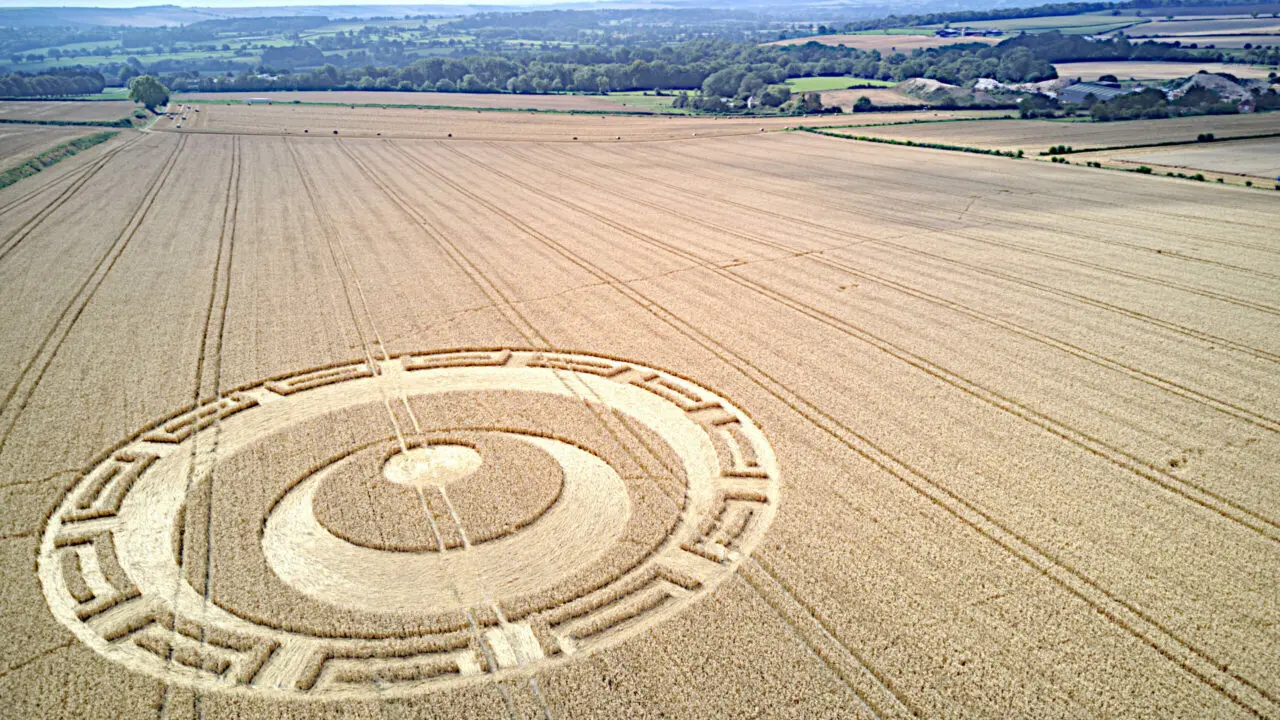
left=1020, top=74, right=1280, bottom=120
left=127, top=29, right=1280, bottom=118
left=161, top=39, right=889, bottom=94
left=157, top=35, right=1071, bottom=96
left=0, top=70, right=104, bottom=97
left=834, top=2, right=1115, bottom=33
left=830, top=0, right=1271, bottom=33
left=1087, top=84, right=1280, bottom=120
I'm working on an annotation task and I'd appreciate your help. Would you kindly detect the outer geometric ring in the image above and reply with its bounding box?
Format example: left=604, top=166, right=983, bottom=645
left=38, top=349, right=780, bottom=699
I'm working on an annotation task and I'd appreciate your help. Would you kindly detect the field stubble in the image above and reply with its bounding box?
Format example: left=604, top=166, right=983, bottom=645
left=0, top=100, right=137, bottom=124
left=159, top=103, right=1007, bottom=141
left=177, top=91, right=640, bottom=113
left=0, top=124, right=100, bottom=164
left=835, top=112, right=1280, bottom=153
left=0, top=106, right=1276, bottom=719
left=1054, top=60, right=1278, bottom=80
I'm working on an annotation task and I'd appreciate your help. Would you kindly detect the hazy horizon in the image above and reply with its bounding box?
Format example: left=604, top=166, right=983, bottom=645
left=0, top=0, right=582, bottom=7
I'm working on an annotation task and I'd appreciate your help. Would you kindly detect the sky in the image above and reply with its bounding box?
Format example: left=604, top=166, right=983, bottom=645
left=0, top=0, right=583, bottom=7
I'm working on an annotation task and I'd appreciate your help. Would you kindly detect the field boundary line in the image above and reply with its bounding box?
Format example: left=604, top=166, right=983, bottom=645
left=429, top=141, right=1279, bottom=716
left=0, top=134, right=186, bottom=457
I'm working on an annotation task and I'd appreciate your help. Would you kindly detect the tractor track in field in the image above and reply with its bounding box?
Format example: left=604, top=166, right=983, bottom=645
left=377, top=138, right=915, bottom=718
left=0, top=134, right=186, bottom=458
left=765, top=138, right=1280, bottom=251
left=456, top=141, right=1280, bottom=542
left=0, top=133, right=147, bottom=267
left=505, top=143, right=1280, bottom=435
left=623, top=142, right=1280, bottom=315
left=542, top=143, right=1280, bottom=365
left=427, top=139, right=1280, bottom=720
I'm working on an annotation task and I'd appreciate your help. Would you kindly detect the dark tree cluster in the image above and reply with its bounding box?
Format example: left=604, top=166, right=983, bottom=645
left=0, top=69, right=104, bottom=97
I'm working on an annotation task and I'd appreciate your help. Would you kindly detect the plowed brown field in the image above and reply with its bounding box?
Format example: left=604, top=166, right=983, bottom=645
left=0, top=107, right=1277, bottom=720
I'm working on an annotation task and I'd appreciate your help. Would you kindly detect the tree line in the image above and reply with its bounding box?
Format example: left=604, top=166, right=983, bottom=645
left=832, top=0, right=1273, bottom=32
left=0, top=69, right=105, bottom=97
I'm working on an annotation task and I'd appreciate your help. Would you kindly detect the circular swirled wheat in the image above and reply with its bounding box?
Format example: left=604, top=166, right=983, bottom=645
left=38, top=349, right=780, bottom=698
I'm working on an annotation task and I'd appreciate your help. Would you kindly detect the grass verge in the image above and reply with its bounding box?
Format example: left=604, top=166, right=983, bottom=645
left=1038, top=131, right=1280, bottom=156
left=0, top=116, right=134, bottom=128
left=0, top=131, right=117, bottom=191
left=803, top=127, right=1025, bottom=157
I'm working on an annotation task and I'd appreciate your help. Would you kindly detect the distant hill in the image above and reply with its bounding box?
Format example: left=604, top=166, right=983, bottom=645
left=0, top=4, right=536, bottom=28
left=0, top=0, right=1051, bottom=29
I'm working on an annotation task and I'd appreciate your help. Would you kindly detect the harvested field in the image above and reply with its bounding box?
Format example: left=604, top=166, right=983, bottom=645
left=821, top=88, right=928, bottom=109
left=157, top=103, right=1004, bottom=141
left=922, top=11, right=1144, bottom=33
left=768, top=33, right=1001, bottom=51
left=0, top=106, right=1278, bottom=720
left=1116, top=136, right=1280, bottom=177
left=0, top=124, right=98, bottom=163
left=1138, top=34, right=1280, bottom=47
left=1129, top=16, right=1280, bottom=35
left=841, top=112, right=1280, bottom=153
left=1054, top=60, right=1278, bottom=80
left=178, top=91, right=640, bottom=113
left=0, top=101, right=136, bottom=123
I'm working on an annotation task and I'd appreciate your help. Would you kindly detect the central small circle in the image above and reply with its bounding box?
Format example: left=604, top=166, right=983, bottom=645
left=382, top=444, right=482, bottom=489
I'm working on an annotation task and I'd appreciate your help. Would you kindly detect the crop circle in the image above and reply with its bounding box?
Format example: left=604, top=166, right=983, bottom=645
left=38, top=349, right=779, bottom=698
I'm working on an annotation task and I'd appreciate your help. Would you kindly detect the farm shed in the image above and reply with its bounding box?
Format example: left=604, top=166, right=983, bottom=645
left=1057, top=82, right=1139, bottom=104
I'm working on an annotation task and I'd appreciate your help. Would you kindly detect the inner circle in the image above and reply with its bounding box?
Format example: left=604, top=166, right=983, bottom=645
left=382, top=443, right=481, bottom=488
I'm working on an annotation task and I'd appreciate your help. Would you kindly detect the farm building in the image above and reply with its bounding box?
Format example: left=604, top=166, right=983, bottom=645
left=1056, top=82, right=1139, bottom=103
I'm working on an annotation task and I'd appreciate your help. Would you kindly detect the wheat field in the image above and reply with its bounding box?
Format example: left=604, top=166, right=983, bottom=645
left=0, top=106, right=1277, bottom=719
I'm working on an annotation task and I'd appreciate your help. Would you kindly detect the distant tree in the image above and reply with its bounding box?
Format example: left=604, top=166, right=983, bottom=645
left=118, top=65, right=140, bottom=85
left=759, top=84, right=791, bottom=107
left=128, top=75, right=169, bottom=110
left=1019, top=93, right=1061, bottom=119
left=853, top=95, right=874, bottom=112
